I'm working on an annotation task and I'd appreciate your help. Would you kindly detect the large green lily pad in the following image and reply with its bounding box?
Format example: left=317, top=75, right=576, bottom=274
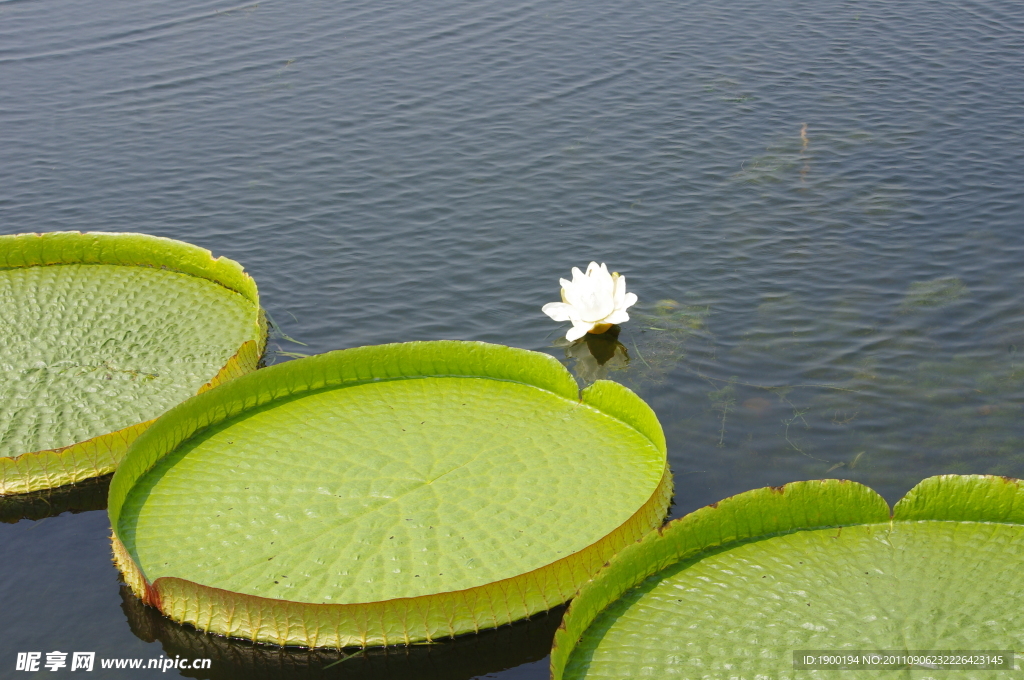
left=553, top=475, right=1024, bottom=679
left=0, top=232, right=265, bottom=494
left=109, top=341, right=672, bottom=647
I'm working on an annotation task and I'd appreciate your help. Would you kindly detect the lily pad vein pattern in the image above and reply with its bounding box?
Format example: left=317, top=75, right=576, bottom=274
left=119, top=376, right=665, bottom=604
left=555, top=476, right=1024, bottom=680
left=0, top=264, right=256, bottom=457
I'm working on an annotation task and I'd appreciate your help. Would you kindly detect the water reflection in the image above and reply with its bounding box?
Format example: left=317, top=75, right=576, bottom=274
left=555, top=325, right=629, bottom=383
left=120, top=586, right=562, bottom=680
left=556, top=299, right=713, bottom=387
left=0, top=474, right=110, bottom=523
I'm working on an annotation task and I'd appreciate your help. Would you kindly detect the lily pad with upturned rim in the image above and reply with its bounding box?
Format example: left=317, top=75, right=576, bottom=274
left=552, top=475, right=1024, bottom=679
left=109, top=341, right=672, bottom=648
left=0, top=232, right=265, bottom=495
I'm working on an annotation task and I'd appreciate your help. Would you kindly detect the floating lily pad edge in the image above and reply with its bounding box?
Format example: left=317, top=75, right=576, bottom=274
left=550, top=474, right=1024, bottom=679
left=109, top=340, right=672, bottom=648
left=0, top=231, right=265, bottom=495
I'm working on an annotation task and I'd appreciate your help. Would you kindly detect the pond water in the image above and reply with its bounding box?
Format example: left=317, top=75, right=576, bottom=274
left=2, top=0, right=1023, bottom=676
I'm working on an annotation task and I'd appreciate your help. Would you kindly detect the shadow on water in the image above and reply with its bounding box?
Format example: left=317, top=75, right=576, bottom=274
left=554, top=325, right=629, bottom=384
left=554, top=299, right=711, bottom=388
left=0, top=474, right=111, bottom=524
left=120, top=585, right=563, bottom=680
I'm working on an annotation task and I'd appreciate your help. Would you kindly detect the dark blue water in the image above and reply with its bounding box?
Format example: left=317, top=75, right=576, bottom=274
left=3, top=0, right=1024, bottom=676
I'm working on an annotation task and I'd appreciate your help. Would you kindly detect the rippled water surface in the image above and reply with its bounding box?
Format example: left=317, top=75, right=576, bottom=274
left=3, top=0, right=1024, bottom=676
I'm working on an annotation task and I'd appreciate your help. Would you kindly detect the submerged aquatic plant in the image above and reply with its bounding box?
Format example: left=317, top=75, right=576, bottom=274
left=542, top=262, right=638, bottom=341
left=898, top=276, right=968, bottom=313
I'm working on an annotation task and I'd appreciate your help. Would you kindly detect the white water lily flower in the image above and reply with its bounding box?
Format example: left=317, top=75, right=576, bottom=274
left=542, top=262, right=638, bottom=341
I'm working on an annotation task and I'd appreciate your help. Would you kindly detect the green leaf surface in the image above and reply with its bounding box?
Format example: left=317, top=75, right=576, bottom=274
left=554, top=476, right=1024, bottom=680
left=0, top=232, right=263, bottom=494
left=1, top=264, right=255, bottom=455
left=110, top=341, right=670, bottom=646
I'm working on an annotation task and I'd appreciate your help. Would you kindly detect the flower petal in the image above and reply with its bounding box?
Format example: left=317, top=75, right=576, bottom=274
left=622, top=291, right=638, bottom=310
left=563, top=275, right=594, bottom=310
left=566, top=322, right=593, bottom=341
left=542, top=302, right=575, bottom=322
left=591, top=263, right=615, bottom=298
left=581, top=290, right=615, bottom=323
left=605, top=309, right=630, bottom=325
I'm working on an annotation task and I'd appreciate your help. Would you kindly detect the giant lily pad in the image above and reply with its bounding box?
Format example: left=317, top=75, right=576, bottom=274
left=109, top=341, right=671, bottom=648
left=553, top=475, right=1024, bottom=679
left=0, top=232, right=265, bottom=495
